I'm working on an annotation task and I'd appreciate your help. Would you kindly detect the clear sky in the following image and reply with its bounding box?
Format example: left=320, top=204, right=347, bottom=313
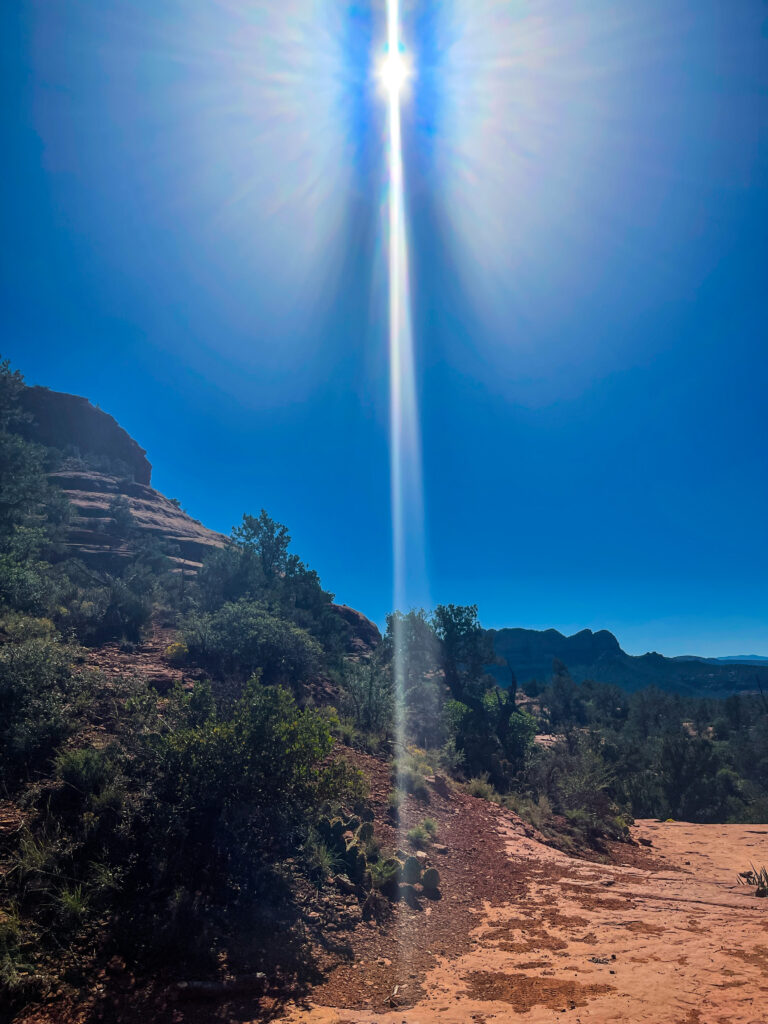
left=2, top=1, right=767, bottom=657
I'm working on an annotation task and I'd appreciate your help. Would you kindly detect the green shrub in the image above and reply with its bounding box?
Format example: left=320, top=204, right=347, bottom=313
left=164, top=641, right=188, bottom=666
left=52, top=575, right=154, bottom=644
left=467, top=774, right=499, bottom=802
left=55, top=747, right=110, bottom=796
left=371, top=856, right=403, bottom=891
left=307, top=838, right=341, bottom=880
left=339, top=659, right=393, bottom=735
left=0, top=554, right=50, bottom=613
left=56, top=885, right=89, bottom=925
left=0, top=910, right=27, bottom=1002
left=438, top=738, right=465, bottom=774
left=0, top=629, right=87, bottom=783
left=503, top=792, right=553, bottom=830
left=183, top=600, right=322, bottom=684
left=406, top=824, right=427, bottom=849
left=395, top=765, right=430, bottom=802
left=388, top=788, right=405, bottom=811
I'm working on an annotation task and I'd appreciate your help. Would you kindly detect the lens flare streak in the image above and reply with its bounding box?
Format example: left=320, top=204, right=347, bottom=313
left=384, top=0, right=423, bottom=733
left=383, top=0, right=428, bottom=870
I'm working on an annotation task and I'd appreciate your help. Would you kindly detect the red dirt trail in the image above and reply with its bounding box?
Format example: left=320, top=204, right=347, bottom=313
left=276, top=817, right=768, bottom=1024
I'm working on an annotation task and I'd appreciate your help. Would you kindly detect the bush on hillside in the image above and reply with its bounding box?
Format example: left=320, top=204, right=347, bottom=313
left=339, top=657, right=393, bottom=735
left=0, top=621, right=89, bottom=784
left=2, top=678, right=367, bottom=992
left=183, top=600, right=322, bottom=684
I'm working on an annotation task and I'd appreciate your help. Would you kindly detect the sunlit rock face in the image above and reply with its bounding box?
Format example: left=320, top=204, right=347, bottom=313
left=49, top=469, right=227, bottom=571
left=20, top=386, right=153, bottom=485
left=331, top=603, right=381, bottom=657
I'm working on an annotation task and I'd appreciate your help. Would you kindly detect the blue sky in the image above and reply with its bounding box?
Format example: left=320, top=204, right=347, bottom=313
left=2, top=1, right=767, bottom=656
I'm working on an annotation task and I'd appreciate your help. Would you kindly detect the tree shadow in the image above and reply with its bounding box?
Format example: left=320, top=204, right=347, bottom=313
left=82, top=872, right=363, bottom=1023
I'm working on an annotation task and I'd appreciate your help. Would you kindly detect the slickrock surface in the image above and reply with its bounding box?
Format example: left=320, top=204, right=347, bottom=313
left=278, top=818, right=768, bottom=1024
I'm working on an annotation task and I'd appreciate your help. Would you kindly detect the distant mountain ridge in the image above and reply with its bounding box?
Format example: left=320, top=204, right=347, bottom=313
left=487, top=626, right=768, bottom=698
left=673, top=654, right=768, bottom=665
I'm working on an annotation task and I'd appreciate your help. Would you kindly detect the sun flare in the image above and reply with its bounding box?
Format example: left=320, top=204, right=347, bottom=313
left=379, top=48, right=410, bottom=98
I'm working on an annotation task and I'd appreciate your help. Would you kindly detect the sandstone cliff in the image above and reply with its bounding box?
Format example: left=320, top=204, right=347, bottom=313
left=21, top=386, right=152, bottom=485
left=331, top=603, right=382, bottom=656
left=49, top=468, right=227, bottom=570
left=19, top=385, right=226, bottom=570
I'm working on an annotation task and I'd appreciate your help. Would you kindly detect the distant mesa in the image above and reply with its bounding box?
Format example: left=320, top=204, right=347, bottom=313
left=487, top=626, right=768, bottom=698
left=673, top=654, right=768, bottom=665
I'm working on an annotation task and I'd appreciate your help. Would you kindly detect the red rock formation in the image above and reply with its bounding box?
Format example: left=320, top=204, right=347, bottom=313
left=16, top=385, right=225, bottom=569
left=50, top=469, right=227, bottom=570
left=332, top=603, right=381, bottom=656
left=20, top=386, right=152, bottom=485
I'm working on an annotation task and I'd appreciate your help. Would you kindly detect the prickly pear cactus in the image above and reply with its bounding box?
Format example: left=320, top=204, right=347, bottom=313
left=329, top=817, right=345, bottom=847
left=401, top=855, right=422, bottom=886
left=316, top=817, right=333, bottom=844
left=421, top=867, right=440, bottom=892
left=357, top=821, right=375, bottom=844
left=344, top=841, right=367, bottom=884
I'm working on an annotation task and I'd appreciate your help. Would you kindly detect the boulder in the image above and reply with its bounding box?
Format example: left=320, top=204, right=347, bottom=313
left=331, top=604, right=381, bottom=656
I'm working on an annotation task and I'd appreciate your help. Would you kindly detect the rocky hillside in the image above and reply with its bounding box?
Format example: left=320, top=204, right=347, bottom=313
left=488, top=626, right=768, bottom=698
left=17, top=382, right=381, bottom=652
left=19, top=385, right=227, bottom=570
left=48, top=468, right=227, bottom=571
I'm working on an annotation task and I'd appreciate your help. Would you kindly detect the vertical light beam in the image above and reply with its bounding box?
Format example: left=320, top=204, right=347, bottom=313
left=382, top=0, right=425, bottom=853
left=387, top=0, right=408, bottom=620
left=383, top=0, right=421, bottom=616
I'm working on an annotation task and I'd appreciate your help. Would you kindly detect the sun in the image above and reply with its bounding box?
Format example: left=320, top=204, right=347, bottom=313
left=379, top=48, right=411, bottom=99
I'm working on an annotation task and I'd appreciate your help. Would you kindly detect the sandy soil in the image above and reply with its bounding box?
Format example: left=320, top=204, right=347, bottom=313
left=277, top=819, right=768, bottom=1024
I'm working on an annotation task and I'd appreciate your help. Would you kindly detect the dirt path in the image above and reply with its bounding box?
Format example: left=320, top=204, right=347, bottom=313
left=278, top=819, right=768, bottom=1024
